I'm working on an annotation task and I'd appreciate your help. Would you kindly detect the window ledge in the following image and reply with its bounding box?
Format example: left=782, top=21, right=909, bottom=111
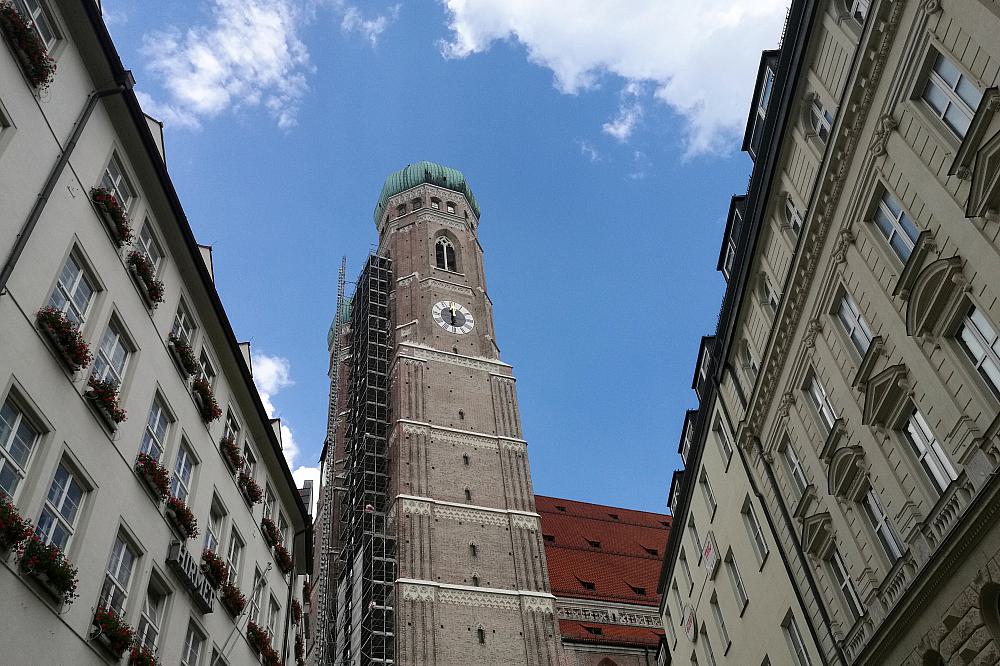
left=432, top=267, right=465, bottom=278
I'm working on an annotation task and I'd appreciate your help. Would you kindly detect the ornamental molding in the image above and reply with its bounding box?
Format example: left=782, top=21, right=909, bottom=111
left=419, top=276, right=474, bottom=296
left=832, top=228, right=856, bottom=264
left=500, top=438, right=527, bottom=453
left=556, top=602, right=660, bottom=628
left=742, top=0, right=905, bottom=445
left=439, top=588, right=521, bottom=610
left=396, top=578, right=555, bottom=613
left=869, top=114, right=898, bottom=157
left=395, top=342, right=512, bottom=373
left=521, top=596, right=555, bottom=614
left=393, top=494, right=540, bottom=529
left=400, top=582, right=436, bottom=603
left=436, top=504, right=509, bottom=526
left=394, top=419, right=527, bottom=452
left=803, top=318, right=823, bottom=349
left=510, top=513, right=541, bottom=531
left=396, top=272, right=417, bottom=288
left=399, top=497, right=433, bottom=517
left=778, top=392, right=796, bottom=418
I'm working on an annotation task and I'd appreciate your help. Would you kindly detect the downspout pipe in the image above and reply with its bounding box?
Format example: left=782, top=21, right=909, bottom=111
left=754, top=438, right=849, bottom=666
left=0, top=71, right=135, bottom=296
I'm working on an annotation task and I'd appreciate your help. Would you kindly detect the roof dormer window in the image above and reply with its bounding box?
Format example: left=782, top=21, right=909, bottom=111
left=749, top=66, right=775, bottom=158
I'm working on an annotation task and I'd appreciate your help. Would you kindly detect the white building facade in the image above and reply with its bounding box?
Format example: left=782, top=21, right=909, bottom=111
left=0, top=1, right=309, bottom=664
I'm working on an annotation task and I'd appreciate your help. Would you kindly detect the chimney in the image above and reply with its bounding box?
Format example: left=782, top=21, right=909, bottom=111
left=198, top=244, right=214, bottom=281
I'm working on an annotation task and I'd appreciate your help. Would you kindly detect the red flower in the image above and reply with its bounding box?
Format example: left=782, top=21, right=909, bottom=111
left=200, top=549, right=228, bottom=590
left=36, top=307, right=92, bottom=370
left=0, top=495, right=33, bottom=551
left=134, top=452, right=170, bottom=500
left=125, top=251, right=165, bottom=307
left=90, top=187, right=133, bottom=245
left=92, top=605, right=134, bottom=658
left=86, top=375, right=128, bottom=424
left=165, top=496, right=199, bottom=539
left=0, top=2, right=56, bottom=89
left=18, top=535, right=78, bottom=605
left=192, top=377, right=222, bottom=422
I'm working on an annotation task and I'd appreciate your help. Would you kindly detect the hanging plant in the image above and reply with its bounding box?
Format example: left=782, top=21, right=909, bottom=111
left=128, top=644, right=161, bottom=666
left=18, top=535, right=79, bottom=605
left=134, top=452, right=170, bottom=501
left=274, top=543, right=293, bottom=575
left=219, top=435, right=242, bottom=472
left=261, top=516, right=280, bottom=548
left=125, top=251, right=164, bottom=307
left=291, top=598, right=302, bottom=625
left=167, top=333, right=199, bottom=377
left=192, top=377, right=222, bottom=422
left=165, top=496, right=199, bottom=539
left=0, top=2, right=56, bottom=89
left=0, top=494, right=33, bottom=552
left=90, top=187, right=133, bottom=246
left=85, top=375, right=128, bottom=426
left=200, top=550, right=228, bottom=590
left=91, top=605, right=135, bottom=659
left=36, top=307, right=91, bottom=371
left=246, top=621, right=269, bottom=653
left=238, top=471, right=263, bottom=505
left=220, top=581, right=246, bottom=617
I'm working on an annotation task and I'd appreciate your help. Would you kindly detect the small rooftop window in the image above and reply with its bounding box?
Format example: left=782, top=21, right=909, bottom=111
left=586, top=539, right=602, bottom=549
left=555, top=506, right=567, bottom=512
left=543, top=534, right=555, bottom=543
left=584, top=626, right=603, bottom=636
left=577, top=578, right=596, bottom=591
left=643, top=546, right=659, bottom=556
left=628, top=584, right=647, bottom=596
left=608, top=513, right=620, bottom=521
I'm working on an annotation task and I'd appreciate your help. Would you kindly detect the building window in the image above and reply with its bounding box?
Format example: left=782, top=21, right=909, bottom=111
left=264, top=484, right=276, bottom=519
left=469, top=542, right=478, bottom=558
left=223, top=411, right=240, bottom=444
left=431, top=198, right=440, bottom=210
left=922, top=50, right=983, bottom=138
left=762, top=275, right=780, bottom=312
left=726, top=553, right=749, bottom=610
left=873, top=191, right=919, bottom=263
left=903, top=408, right=958, bottom=494
left=809, top=98, right=834, bottom=144
left=477, top=626, right=486, bottom=644
left=828, top=548, right=863, bottom=620
left=197, top=349, right=217, bottom=388
left=140, top=395, right=170, bottom=461
left=136, top=582, right=167, bottom=650
left=249, top=568, right=265, bottom=623
left=680, top=550, right=694, bottom=593
left=241, top=443, right=257, bottom=478
left=411, top=198, right=422, bottom=210
left=700, top=471, right=717, bottom=516
left=277, top=513, right=288, bottom=547
left=100, top=533, right=138, bottom=613
left=226, top=529, right=244, bottom=585
left=170, top=441, right=196, bottom=501
left=396, top=204, right=406, bottom=218
left=715, top=421, right=734, bottom=466
left=204, top=498, right=224, bottom=553
left=742, top=344, right=759, bottom=384
left=749, top=66, right=776, bottom=158
left=742, top=498, right=769, bottom=564
left=171, top=301, right=196, bottom=345
left=700, top=623, right=718, bottom=666
left=267, top=596, right=280, bottom=640
left=36, top=461, right=84, bottom=550
left=849, top=0, right=870, bottom=23
left=13, top=0, right=58, bottom=51
left=722, top=212, right=741, bottom=280
left=472, top=574, right=480, bottom=587
left=48, top=252, right=96, bottom=325
left=0, top=397, right=40, bottom=498
left=710, top=594, right=731, bottom=652
left=91, top=319, right=131, bottom=386
left=435, top=236, right=457, bottom=272
left=836, top=291, right=873, bottom=355
left=785, top=614, right=812, bottom=666
left=688, top=519, right=702, bottom=558
left=181, top=622, right=205, bottom=666
left=100, top=154, right=136, bottom=212
left=462, top=453, right=469, bottom=466
left=446, top=202, right=456, bottom=214
left=136, top=222, right=165, bottom=274
left=806, top=375, right=837, bottom=433
left=782, top=440, right=808, bottom=499
left=957, top=307, right=1000, bottom=397
left=862, top=488, right=903, bottom=562
left=671, top=583, right=683, bottom=620
left=681, top=420, right=695, bottom=463
left=784, top=198, right=803, bottom=236
left=464, top=487, right=472, bottom=502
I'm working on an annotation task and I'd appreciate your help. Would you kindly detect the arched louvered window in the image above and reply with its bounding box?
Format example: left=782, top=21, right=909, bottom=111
left=435, top=236, right=457, bottom=272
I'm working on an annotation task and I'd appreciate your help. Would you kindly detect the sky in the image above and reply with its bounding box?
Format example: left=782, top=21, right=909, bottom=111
left=102, top=0, right=789, bottom=515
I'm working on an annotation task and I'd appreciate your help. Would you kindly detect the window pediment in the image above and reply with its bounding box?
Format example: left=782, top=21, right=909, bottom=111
left=801, top=511, right=835, bottom=559
left=949, top=87, right=1000, bottom=219
left=861, top=363, right=911, bottom=427
left=827, top=446, right=867, bottom=500
left=905, top=257, right=968, bottom=337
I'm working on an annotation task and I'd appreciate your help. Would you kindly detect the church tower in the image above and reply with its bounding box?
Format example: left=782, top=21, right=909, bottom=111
left=323, top=162, right=562, bottom=665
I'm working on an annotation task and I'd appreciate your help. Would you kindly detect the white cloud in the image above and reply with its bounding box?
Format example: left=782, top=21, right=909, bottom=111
left=140, top=0, right=311, bottom=129
left=341, top=4, right=400, bottom=46
left=577, top=139, right=602, bottom=163
left=602, top=83, right=644, bottom=142
left=293, top=466, right=322, bottom=515
left=251, top=352, right=302, bottom=467
left=438, top=0, right=788, bottom=155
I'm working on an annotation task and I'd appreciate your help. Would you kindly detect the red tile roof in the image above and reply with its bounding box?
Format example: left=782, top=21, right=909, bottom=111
left=536, top=495, right=671, bottom=607
left=558, top=620, right=664, bottom=649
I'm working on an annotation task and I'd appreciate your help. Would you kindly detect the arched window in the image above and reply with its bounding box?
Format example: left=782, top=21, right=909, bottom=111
left=808, top=97, right=834, bottom=144
left=446, top=202, right=456, bottom=214
left=471, top=574, right=480, bottom=586
left=411, top=198, right=422, bottom=210
left=396, top=203, right=407, bottom=218
left=462, top=453, right=469, bottom=466
left=464, top=487, right=472, bottom=502
left=848, top=0, right=870, bottom=24
left=469, top=543, right=478, bottom=557
left=476, top=626, right=485, bottom=644
left=435, top=237, right=457, bottom=272
left=431, top=198, right=440, bottom=210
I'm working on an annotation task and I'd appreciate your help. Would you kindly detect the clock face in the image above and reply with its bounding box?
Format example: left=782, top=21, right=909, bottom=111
left=432, top=300, right=475, bottom=334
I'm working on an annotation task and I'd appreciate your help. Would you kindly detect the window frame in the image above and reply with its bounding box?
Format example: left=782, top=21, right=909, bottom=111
left=136, top=220, right=165, bottom=274
left=170, top=440, right=196, bottom=501
left=725, top=552, right=749, bottom=612
left=171, top=300, right=197, bottom=345
left=806, top=374, right=837, bottom=433
left=48, top=250, right=98, bottom=325
left=710, top=593, right=731, bottom=654
left=91, top=317, right=133, bottom=386
left=13, top=0, right=59, bottom=52
left=781, top=439, right=808, bottom=499
left=742, top=498, right=769, bottom=565
left=920, top=48, right=983, bottom=139
left=0, top=394, right=42, bottom=500
left=784, top=614, right=812, bottom=666
left=862, top=487, right=903, bottom=562
left=902, top=408, right=958, bottom=494
left=783, top=197, right=803, bottom=236
left=181, top=621, right=206, bottom=666
left=872, top=190, right=919, bottom=264
left=135, top=577, right=169, bottom=651
left=828, top=548, right=863, bottom=620
left=226, top=527, right=244, bottom=585
left=808, top=97, right=834, bottom=144
left=700, top=471, right=718, bottom=518
left=140, top=394, right=171, bottom=461
left=956, top=307, right=1000, bottom=398
left=835, top=290, right=873, bottom=356
left=36, top=459, right=86, bottom=550
left=100, top=532, right=139, bottom=613
left=100, top=152, right=137, bottom=213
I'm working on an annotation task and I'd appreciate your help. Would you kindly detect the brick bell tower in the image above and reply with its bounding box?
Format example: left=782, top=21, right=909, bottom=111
left=376, top=162, right=562, bottom=665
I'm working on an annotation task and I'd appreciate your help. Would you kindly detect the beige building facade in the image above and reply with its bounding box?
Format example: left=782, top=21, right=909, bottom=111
left=0, top=1, right=309, bottom=664
left=659, top=0, right=1000, bottom=665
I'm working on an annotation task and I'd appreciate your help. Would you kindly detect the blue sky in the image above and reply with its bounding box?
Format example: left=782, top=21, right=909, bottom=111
left=103, top=0, right=788, bottom=514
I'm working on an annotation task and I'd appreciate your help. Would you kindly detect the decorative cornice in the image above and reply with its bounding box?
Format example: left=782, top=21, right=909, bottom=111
left=555, top=601, right=661, bottom=628
left=394, top=419, right=528, bottom=453
left=419, top=276, right=475, bottom=297
left=396, top=578, right=555, bottom=613
left=393, top=494, right=540, bottom=530
left=394, top=342, right=512, bottom=373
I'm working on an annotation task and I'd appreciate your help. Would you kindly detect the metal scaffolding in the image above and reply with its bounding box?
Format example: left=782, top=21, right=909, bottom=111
left=334, top=255, right=394, bottom=666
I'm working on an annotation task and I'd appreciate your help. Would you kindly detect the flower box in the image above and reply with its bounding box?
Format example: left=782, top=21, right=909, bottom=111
left=90, top=187, right=133, bottom=247
left=295, top=632, right=304, bottom=662
left=18, top=535, right=78, bottom=606
left=261, top=516, right=280, bottom=548
left=238, top=471, right=263, bottom=506
left=0, top=494, right=33, bottom=553
left=246, top=620, right=269, bottom=654
left=192, top=377, right=222, bottom=422
left=126, top=251, right=165, bottom=308
left=167, top=334, right=199, bottom=378
left=36, top=307, right=91, bottom=372
left=220, top=436, right=242, bottom=473
left=135, top=452, right=170, bottom=501
left=200, top=549, right=228, bottom=590
left=0, top=2, right=56, bottom=89
left=165, top=497, right=199, bottom=540
left=85, top=376, right=127, bottom=429
left=291, top=598, right=302, bottom=625
left=91, top=606, right=134, bottom=660
left=274, top=543, right=293, bottom=575
left=220, top=581, right=246, bottom=617
left=129, top=644, right=161, bottom=666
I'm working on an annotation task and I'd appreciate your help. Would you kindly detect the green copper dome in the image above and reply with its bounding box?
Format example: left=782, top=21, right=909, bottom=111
left=374, top=161, right=480, bottom=225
